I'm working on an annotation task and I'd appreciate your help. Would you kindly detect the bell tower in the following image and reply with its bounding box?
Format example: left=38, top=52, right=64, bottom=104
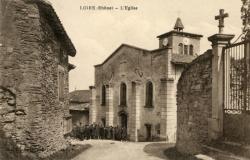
left=157, top=18, right=203, bottom=56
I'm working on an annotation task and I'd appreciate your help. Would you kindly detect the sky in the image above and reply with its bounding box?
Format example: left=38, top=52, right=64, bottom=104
left=47, top=0, right=242, bottom=91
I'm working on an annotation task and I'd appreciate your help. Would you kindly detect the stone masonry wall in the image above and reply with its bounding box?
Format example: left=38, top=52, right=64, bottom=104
left=176, top=50, right=213, bottom=154
left=0, top=0, right=70, bottom=158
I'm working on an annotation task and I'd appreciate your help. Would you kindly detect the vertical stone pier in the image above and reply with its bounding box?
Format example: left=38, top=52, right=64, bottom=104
left=208, top=34, right=234, bottom=140
left=90, top=86, right=97, bottom=123
left=166, top=78, right=177, bottom=143
left=159, top=47, right=177, bottom=142
left=159, top=78, right=167, bottom=140
left=106, top=85, right=114, bottom=126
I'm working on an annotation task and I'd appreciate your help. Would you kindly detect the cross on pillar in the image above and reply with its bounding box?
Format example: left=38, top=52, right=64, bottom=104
left=215, top=9, right=229, bottom=34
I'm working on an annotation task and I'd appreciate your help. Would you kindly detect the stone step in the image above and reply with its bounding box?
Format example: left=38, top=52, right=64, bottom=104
left=201, top=143, right=250, bottom=160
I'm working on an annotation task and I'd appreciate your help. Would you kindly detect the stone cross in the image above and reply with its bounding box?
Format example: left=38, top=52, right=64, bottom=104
left=215, top=9, right=229, bottom=34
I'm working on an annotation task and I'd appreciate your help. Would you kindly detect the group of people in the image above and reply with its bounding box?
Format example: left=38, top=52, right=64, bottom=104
left=71, top=123, right=128, bottom=141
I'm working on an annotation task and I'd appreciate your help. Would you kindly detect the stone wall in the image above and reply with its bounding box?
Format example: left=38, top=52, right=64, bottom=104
left=0, top=0, right=72, bottom=158
left=176, top=50, right=213, bottom=154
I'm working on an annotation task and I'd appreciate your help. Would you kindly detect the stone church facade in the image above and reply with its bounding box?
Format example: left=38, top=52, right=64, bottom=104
left=90, top=18, right=203, bottom=142
left=0, top=0, right=76, bottom=158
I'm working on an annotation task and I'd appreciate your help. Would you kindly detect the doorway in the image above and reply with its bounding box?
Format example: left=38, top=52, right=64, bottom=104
left=119, top=112, right=128, bottom=129
left=145, top=124, right=152, bottom=141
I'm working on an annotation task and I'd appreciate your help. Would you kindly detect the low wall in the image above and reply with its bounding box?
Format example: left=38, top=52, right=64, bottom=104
left=176, top=50, right=213, bottom=154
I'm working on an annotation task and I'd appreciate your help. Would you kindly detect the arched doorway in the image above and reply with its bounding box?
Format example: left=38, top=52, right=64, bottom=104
left=118, top=111, right=128, bottom=129
left=145, top=123, right=152, bottom=141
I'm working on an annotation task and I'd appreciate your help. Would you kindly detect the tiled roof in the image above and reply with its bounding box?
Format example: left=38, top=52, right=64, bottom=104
left=69, top=90, right=91, bottom=103
left=171, top=54, right=197, bottom=65
left=69, top=103, right=90, bottom=111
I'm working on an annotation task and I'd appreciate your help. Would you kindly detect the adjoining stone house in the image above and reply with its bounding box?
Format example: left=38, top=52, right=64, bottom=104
left=69, top=90, right=90, bottom=127
left=90, top=18, right=203, bottom=142
left=0, top=0, right=76, bottom=158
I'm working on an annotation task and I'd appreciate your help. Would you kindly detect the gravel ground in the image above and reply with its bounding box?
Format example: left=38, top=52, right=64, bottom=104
left=70, top=139, right=218, bottom=160
left=71, top=140, right=170, bottom=160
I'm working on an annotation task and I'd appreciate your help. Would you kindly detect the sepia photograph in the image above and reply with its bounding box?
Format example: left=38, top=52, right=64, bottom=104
left=0, top=0, right=249, bottom=159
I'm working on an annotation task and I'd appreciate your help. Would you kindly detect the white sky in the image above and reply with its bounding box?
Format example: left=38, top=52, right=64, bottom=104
left=48, top=0, right=242, bottom=91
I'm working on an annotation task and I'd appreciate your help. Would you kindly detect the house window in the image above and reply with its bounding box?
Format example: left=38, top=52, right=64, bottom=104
left=155, top=123, right=160, bottom=135
left=120, top=82, right=127, bottom=106
left=58, top=71, right=64, bottom=101
left=184, top=45, right=188, bottom=55
left=145, top=81, right=153, bottom=108
left=189, top=45, right=194, bottom=55
left=178, top=43, right=183, bottom=54
left=101, top=85, right=106, bottom=106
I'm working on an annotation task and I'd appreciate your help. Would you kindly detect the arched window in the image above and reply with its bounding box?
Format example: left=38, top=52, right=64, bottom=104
left=145, top=81, right=153, bottom=107
left=189, top=45, right=194, bottom=55
left=120, top=83, right=127, bottom=106
left=178, top=43, right=183, bottom=54
left=101, top=85, right=106, bottom=106
left=184, top=45, right=188, bottom=55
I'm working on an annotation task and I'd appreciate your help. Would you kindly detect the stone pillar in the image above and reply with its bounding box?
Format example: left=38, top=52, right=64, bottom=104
left=166, top=78, right=177, bottom=143
left=159, top=47, right=177, bottom=142
left=160, top=78, right=167, bottom=140
left=89, top=86, right=97, bottom=124
left=106, top=85, right=114, bottom=126
left=130, top=82, right=141, bottom=142
left=208, top=34, right=234, bottom=140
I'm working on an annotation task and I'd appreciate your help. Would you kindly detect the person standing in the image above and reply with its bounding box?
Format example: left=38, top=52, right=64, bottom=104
left=100, top=125, right=104, bottom=139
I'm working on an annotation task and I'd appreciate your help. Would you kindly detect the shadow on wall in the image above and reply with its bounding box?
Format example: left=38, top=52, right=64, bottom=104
left=0, top=124, right=34, bottom=160
left=0, top=127, right=92, bottom=160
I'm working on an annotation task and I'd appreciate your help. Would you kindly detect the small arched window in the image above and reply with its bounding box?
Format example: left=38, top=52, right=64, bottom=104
left=184, top=45, right=188, bottom=55
left=145, top=81, right=153, bottom=107
left=101, top=85, right=106, bottom=106
left=178, top=43, right=183, bottom=54
left=189, top=45, right=194, bottom=55
left=120, top=82, right=127, bottom=106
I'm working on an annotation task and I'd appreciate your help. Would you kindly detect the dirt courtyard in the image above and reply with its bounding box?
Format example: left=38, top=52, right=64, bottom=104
left=71, top=140, right=173, bottom=160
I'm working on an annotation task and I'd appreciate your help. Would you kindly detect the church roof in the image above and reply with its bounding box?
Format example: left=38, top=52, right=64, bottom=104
left=69, top=90, right=91, bottom=103
left=95, top=44, right=150, bottom=67
left=174, top=17, right=184, bottom=31
left=171, top=54, right=197, bottom=65
left=32, top=0, right=76, bottom=56
left=157, top=30, right=203, bottom=39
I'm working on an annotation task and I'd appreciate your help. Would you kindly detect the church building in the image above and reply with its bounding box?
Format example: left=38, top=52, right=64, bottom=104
left=90, top=18, right=203, bottom=142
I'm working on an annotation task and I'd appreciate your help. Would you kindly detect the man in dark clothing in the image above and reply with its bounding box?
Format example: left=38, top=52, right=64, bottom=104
left=111, top=126, right=115, bottom=140
left=76, top=124, right=81, bottom=140
left=92, top=124, right=96, bottom=139
left=79, top=124, right=85, bottom=141
left=104, top=127, right=108, bottom=139
left=85, top=125, right=90, bottom=140
left=100, top=125, right=104, bottom=139
left=117, top=127, right=121, bottom=141
left=89, top=124, right=93, bottom=139
left=121, top=127, right=127, bottom=141
left=114, top=126, right=118, bottom=140
left=96, top=124, right=100, bottom=139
